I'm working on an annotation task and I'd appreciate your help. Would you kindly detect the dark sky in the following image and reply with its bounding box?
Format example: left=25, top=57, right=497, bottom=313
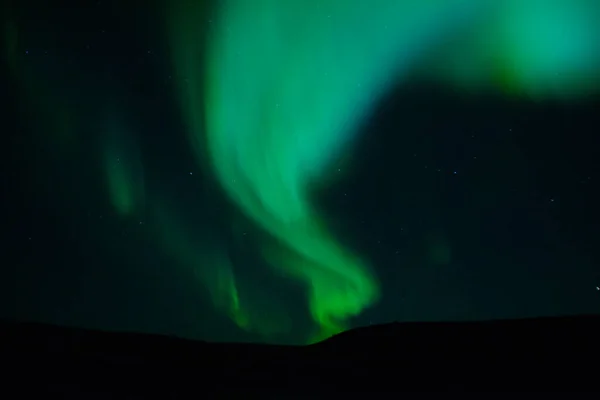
left=2, top=0, right=599, bottom=345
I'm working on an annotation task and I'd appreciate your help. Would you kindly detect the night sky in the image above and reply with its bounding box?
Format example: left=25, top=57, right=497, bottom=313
left=3, top=0, right=600, bottom=345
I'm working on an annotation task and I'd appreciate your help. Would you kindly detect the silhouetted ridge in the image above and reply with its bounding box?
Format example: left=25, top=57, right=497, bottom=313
left=1, top=316, right=599, bottom=395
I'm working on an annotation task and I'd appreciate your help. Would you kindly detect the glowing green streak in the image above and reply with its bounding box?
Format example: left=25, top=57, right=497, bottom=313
left=432, top=0, right=600, bottom=99
left=152, top=204, right=248, bottom=327
left=493, top=0, right=600, bottom=99
left=169, top=0, right=600, bottom=342
left=102, top=119, right=145, bottom=217
left=201, top=0, right=487, bottom=340
left=105, top=155, right=137, bottom=216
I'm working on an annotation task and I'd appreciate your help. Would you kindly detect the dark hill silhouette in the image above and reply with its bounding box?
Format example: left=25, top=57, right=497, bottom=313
left=2, top=315, right=599, bottom=395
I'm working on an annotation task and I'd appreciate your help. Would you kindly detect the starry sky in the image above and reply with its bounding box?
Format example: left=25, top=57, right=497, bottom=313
left=2, top=0, right=600, bottom=345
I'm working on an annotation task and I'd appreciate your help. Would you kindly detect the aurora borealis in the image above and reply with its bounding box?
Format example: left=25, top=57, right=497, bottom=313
left=170, top=0, right=600, bottom=341
left=3, top=0, right=600, bottom=345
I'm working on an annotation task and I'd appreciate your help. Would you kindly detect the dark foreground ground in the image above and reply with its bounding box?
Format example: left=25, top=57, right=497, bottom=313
left=2, top=315, right=599, bottom=396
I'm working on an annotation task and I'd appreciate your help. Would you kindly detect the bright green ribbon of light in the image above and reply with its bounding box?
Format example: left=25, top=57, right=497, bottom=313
left=168, top=0, right=600, bottom=342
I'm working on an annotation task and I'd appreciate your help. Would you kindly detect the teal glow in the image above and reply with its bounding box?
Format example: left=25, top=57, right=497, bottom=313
left=168, top=0, right=600, bottom=342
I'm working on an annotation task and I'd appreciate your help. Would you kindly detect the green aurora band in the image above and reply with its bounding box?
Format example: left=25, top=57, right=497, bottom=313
left=168, top=0, right=600, bottom=342
left=102, top=117, right=145, bottom=218
left=3, top=0, right=599, bottom=344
